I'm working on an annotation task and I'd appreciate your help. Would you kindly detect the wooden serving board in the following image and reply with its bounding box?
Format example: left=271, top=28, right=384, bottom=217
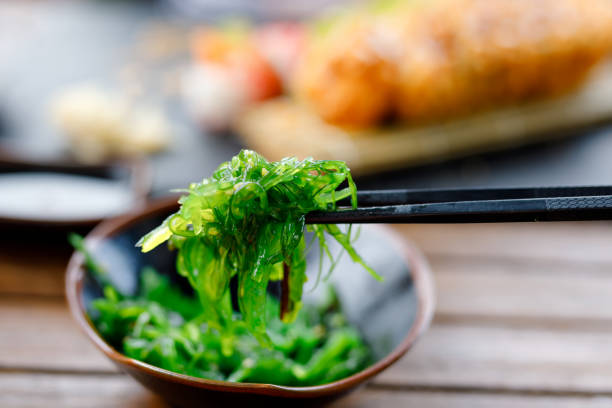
left=237, top=63, right=612, bottom=175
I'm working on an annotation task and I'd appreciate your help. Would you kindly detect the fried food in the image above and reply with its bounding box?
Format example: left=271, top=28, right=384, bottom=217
left=293, top=0, right=612, bottom=128
left=293, top=17, right=398, bottom=128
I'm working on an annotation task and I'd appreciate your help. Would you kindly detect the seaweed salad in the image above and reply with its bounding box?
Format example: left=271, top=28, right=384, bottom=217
left=78, top=150, right=381, bottom=385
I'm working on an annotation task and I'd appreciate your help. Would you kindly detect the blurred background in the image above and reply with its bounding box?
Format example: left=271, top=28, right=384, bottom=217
left=5, top=2, right=612, bottom=406
left=2, top=0, right=612, bottom=225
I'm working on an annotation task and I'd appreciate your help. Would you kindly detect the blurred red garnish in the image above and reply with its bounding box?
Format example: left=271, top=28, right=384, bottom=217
left=254, top=22, right=307, bottom=82
left=191, top=28, right=282, bottom=102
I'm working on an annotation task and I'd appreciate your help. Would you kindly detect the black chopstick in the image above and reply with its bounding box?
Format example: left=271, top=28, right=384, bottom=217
left=336, top=186, right=612, bottom=207
left=307, top=188, right=612, bottom=224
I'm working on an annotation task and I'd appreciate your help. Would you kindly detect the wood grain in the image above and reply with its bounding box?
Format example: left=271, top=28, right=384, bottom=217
left=396, top=222, right=612, bottom=264
left=0, top=237, right=71, bottom=297
left=433, top=256, right=612, bottom=324
left=376, top=323, right=612, bottom=393
left=0, top=373, right=164, bottom=408
left=0, top=297, right=115, bottom=372
left=0, top=262, right=65, bottom=298
left=334, top=388, right=612, bottom=408
left=2, top=373, right=612, bottom=408
left=4, top=297, right=612, bottom=394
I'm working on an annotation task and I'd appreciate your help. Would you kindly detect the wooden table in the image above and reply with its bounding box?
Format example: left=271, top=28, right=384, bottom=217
left=3, top=222, right=612, bottom=407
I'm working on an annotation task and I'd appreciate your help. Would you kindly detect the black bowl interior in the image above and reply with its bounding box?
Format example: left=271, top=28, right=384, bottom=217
left=82, top=209, right=419, bottom=363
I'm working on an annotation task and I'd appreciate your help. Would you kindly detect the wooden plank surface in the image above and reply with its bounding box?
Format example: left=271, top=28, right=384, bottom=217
left=0, top=373, right=164, bottom=408
left=3, top=295, right=612, bottom=393
left=395, top=222, right=612, bottom=263
left=3, top=373, right=612, bottom=408
left=3, top=222, right=612, bottom=406
left=0, top=236, right=71, bottom=298
left=0, top=297, right=115, bottom=372
left=433, top=256, right=612, bottom=324
left=377, top=323, right=612, bottom=393
left=335, top=388, right=612, bottom=408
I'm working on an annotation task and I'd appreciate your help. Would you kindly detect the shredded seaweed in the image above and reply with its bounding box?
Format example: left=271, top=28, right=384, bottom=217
left=71, top=235, right=372, bottom=386
left=137, top=150, right=380, bottom=345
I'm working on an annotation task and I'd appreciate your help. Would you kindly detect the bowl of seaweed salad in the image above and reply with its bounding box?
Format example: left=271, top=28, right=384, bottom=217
left=66, top=151, right=434, bottom=407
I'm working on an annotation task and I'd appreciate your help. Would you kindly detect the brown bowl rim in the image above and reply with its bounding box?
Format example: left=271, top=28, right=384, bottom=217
left=66, top=196, right=435, bottom=398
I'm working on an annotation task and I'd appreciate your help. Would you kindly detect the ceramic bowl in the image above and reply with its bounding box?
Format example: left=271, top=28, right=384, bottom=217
left=0, top=155, right=150, bottom=228
left=66, top=197, right=434, bottom=407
